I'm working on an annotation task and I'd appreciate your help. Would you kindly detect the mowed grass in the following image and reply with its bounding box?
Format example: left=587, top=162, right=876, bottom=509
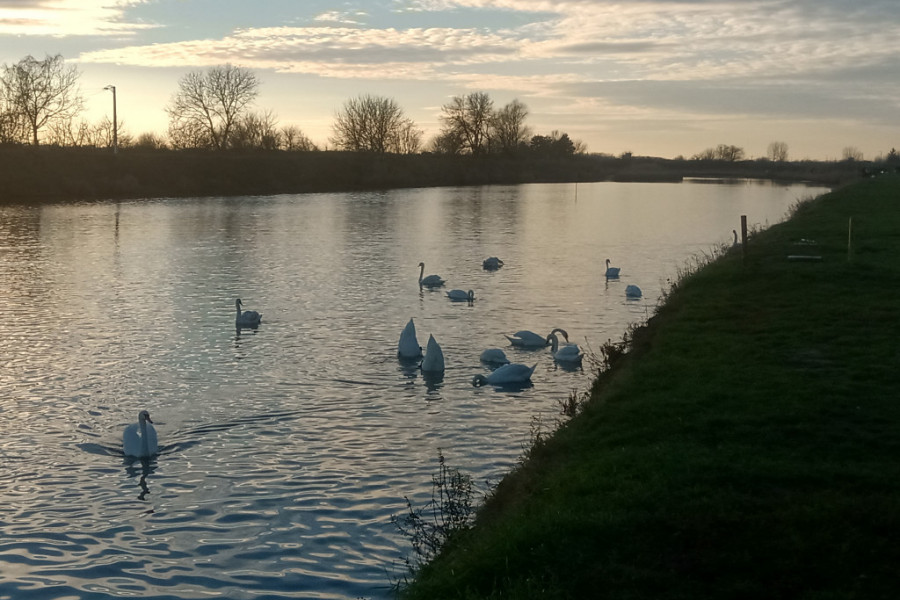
left=399, top=175, right=900, bottom=599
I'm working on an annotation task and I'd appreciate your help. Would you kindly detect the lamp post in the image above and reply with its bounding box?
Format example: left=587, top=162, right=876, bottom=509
left=104, top=85, right=117, bottom=154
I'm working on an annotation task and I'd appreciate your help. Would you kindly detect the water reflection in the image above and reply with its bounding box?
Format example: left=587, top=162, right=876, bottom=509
left=125, top=456, right=157, bottom=501
left=0, top=181, right=830, bottom=599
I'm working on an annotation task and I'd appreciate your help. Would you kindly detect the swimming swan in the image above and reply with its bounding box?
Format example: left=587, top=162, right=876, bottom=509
left=421, top=334, right=445, bottom=373
left=398, top=318, right=423, bottom=359
left=446, top=289, right=475, bottom=302
left=235, top=298, right=262, bottom=328
left=605, top=259, right=621, bottom=278
left=625, top=284, right=643, bottom=298
left=123, top=410, right=158, bottom=458
left=505, top=328, right=569, bottom=348
left=482, top=257, right=504, bottom=270
left=548, top=332, right=583, bottom=363
left=418, top=262, right=445, bottom=288
left=472, top=363, right=536, bottom=386
left=480, top=348, right=510, bottom=365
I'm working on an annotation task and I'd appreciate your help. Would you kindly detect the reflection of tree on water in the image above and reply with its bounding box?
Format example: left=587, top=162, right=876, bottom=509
left=125, top=457, right=157, bottom=502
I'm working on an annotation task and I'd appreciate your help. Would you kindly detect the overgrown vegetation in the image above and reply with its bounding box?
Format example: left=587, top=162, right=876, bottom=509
left=397, top=174, right=900, bottom=599
left=391, top=450, right=478, bottom=590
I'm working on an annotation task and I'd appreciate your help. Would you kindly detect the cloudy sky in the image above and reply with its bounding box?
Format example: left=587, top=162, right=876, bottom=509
left=1, top=0, right=898, bottom=159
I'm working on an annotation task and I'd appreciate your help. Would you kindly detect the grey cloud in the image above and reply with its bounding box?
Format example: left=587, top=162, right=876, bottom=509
left=562, top=79, right=899, bottom=125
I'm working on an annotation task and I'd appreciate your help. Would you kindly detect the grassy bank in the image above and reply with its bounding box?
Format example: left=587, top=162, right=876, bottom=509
left=0, top=146, right=865, bottom=203
left=399, top=175, right=900, bottom=599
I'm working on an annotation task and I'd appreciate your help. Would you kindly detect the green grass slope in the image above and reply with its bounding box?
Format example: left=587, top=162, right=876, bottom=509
left=401, top=175, right=900, bottom=599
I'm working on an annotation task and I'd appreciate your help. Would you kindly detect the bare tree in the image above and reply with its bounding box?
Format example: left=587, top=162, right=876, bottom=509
left=331, top=95, right=416, bottom=153
left=715, top=144, right=745, bottom=161
left=166, top=65, right=260, bottom=150
left=491, top=99, right=530, bottom=155
left=842, top=146, right=863, bottom=161
left=393, top=118, right=423, bottom=154
left=767, top=141, right=789, bottom=162
left=279, top=125, right=317, bottom=151
left=230, top=110, right=280, bottom=150
left=439, top=92, right=494, bottom=155
left=429, top=129, right=465, bottom=155
left=2, top=54, right=83, bottom=145
left=0, top=84, right=26, bottom=144
left=133, top=131, right=167, bottom=150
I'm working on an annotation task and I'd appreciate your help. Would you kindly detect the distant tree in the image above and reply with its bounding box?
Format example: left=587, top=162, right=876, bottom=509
left=230, top=110, right=280, bottom=150
left=331, top=94, right=418, bottom=153
left=886, top=148, right=899, bottom=164
left=439, top=92, right=494, bottom=155
left=842, top=146, right=863, bottom=161
left=166, top=64, right=260, bottom=150
left=45, top=115, right=131, bottom=148
left=691, top=147, right=717, bottom=160
left=279, top=125, right=317, bottom=151
left=394, top=118, right=423, bottom=154
left=1, top=54, right=83, bottom=145
left=133, top=131, right=168, bottom=150
left=715, top=144, right=745, bottom=161
left=530, top=130, right=576, bottom=158
left=767, top=141, right=789, bottom=162
left=490, top=99, right=530, bottom=155
left=0, top=83, right=26, bottom=144
left=429, top=129, right=465, bottom=155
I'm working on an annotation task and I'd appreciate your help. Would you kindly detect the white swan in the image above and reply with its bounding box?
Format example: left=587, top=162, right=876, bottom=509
left=732, top=229, right=742, bottom=248
left=123, top=410, right=158, bottom=458
left=421, top=334, right=445, bottom=373
left=625, top=284, right=643, bottom=298
left=548, top=332, right=583, bottom=363
left=505, top=328, right=568, bottom=348
left=480, top=348, right=510, bottom=365
left=472, top=363, right=536, bottom=386
left=418, top=262, right=445, bottom=288
left=605, top=259, right=621, bottom=278
left=446, top=289, right=475, bottom=302
left=235, top=298, right=262, bottom=328
left=482, top=257, right=504, bottom=270
left=398, top=318, right=423, bottom=359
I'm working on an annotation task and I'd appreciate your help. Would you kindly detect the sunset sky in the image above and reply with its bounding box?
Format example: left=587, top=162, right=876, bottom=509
left=1, top=0, right=898, bottom=159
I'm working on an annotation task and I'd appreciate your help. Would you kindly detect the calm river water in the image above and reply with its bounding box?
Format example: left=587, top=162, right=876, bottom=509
left=0, top=180, right=827, bottom=599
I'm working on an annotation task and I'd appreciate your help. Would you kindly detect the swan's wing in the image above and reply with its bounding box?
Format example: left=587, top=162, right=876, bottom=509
left=489, top=362, right=535, bottom=383
left=511, top=330, right=544, bottom=346
left=123, top=423, right=139, bottom=455
left=146, top=424, right=159, bottom=454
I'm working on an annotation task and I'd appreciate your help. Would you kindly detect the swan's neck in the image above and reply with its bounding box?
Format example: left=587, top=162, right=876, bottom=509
left=549, top=334, right=559, bottom=352
left=418, top=264, right=424, bottom=282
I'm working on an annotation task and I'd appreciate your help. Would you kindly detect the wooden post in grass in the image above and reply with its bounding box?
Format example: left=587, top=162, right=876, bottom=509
left=848, top=217, right=853, bottom=262
left=741, top=215, right=748, bottom=265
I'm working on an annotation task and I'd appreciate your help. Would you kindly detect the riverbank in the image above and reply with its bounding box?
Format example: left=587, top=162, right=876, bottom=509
left=399, top=175, right=900, bottom=599
left=0, top=146, right=865, bottom=203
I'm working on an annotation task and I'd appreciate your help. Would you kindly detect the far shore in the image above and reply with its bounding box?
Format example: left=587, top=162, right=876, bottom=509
left=0, top=146, right=872, bottom=204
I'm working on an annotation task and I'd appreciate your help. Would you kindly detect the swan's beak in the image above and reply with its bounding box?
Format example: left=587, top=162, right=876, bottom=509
left=145, top=414, right=153, bottom=423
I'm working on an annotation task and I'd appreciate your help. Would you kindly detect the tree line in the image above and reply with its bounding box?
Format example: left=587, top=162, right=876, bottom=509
left=4, top=54, right=896, bottom=165
left=0, top=55, right=585, bottom=158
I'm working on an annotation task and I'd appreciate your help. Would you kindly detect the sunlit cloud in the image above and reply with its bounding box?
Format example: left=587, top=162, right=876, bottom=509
left=79, top=26, right=525, bottom=79
left=0, top=0, right=155, bottom=36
